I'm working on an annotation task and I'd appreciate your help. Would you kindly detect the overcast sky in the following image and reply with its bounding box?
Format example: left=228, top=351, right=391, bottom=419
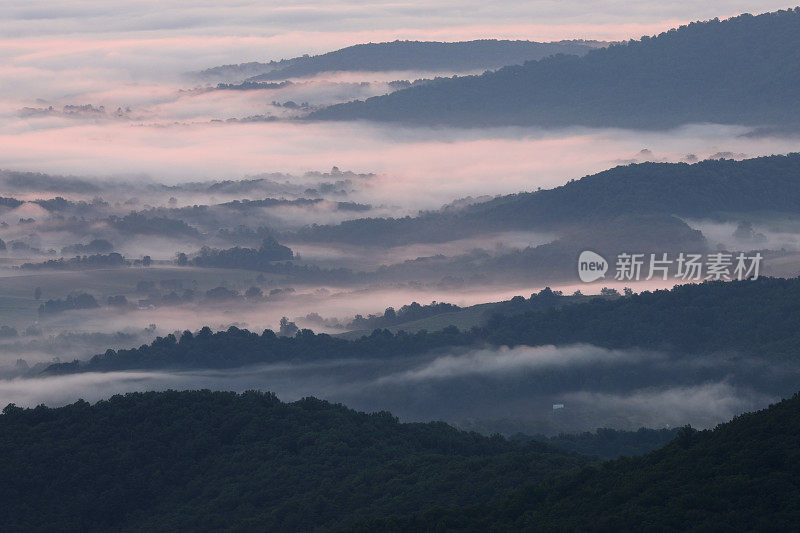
left=1, top=1, right=796, bottom=188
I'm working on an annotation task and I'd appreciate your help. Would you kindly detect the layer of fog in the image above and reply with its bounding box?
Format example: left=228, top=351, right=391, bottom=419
left=0, top=344, right=788, bottom=435
left=289, top=231, right=556, bottom=269
left=3, top=122, right=800, bottom=215
left=0, top=269, right=734, bottom=382
left=686, top=217, right=800, bottom=253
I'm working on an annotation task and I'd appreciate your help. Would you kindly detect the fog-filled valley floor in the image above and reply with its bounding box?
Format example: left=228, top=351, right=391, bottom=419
left=2, top=3, right=800, bottom=529
left=4, top=97, right=800, bottom=436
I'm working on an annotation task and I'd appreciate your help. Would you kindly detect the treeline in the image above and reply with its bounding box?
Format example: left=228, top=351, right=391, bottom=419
left=311, top=9, right=800, bottom=128
left=45, top=325, right=474, bottom=373
left=21, top=253, right=127, bottom=271
left=483, top=276, right=800, bottom=357
left=45, top=277, right=800, bottom=374
left=346, top=301, right=461, bottom=330
left=220, top=198, right=371, bottom=212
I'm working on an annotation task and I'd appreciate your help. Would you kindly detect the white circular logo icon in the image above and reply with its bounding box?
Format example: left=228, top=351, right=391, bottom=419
left=578, top=250, right=608, bottom=282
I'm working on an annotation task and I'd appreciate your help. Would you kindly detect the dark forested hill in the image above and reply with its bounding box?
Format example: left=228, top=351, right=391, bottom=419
left=0, top=390, right=584, bottom=531
left=2, top=390, right=797, bottom=531
left=290, top=154, right=800, bottom=246
left=198, top=40, right=602, bottom=82
left=355, top=392, right=800, bottom=531
left=310, top=9, right=800, bottom=128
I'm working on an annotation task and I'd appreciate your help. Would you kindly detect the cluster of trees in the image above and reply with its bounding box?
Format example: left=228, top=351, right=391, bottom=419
left=108, top=213, right=199, bottom=238
left=312, top=9, right=800, bottom=128
left=220, top=198, right=371, bottom=212
left=38, top=293, right=100, bottom=316
left=214, top=80, right=293, bottom=91
left=45, top=277, right=800, bottom=374
left=0, top=239, right=51, bottom=254
left=347, top=301, right=462, bottom=330
left=61, top=239, right=113, bottom=255
left=20, top=253, right=127, bottom=271
left=188, top=237, right=294, bottom=269
left=128, top=278, right=298, bottom=309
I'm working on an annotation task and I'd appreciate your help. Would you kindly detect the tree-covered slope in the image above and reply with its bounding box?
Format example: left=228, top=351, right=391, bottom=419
left=200, top=40, right=602, bottom=82
left=46, top=277, right=800, bottom=374
left=290, top=154, right=800, bottom=246
left=0, top=390, right=584, bottom=532
left=310, top=9, right=800, bottom=128
left=2, top=390, right=796, bottom=531
left=355, top=392, right=800, bottom=531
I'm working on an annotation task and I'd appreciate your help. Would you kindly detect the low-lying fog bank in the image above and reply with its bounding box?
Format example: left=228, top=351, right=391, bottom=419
left=0, top=344, right=782, bottom=436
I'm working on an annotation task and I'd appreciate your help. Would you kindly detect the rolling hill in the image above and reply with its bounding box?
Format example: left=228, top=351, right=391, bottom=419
left=289, top=154, right=800, bottom=246
left=197, top=40, right=603, bottom=82
left=310, top=9, right=800, bottom=129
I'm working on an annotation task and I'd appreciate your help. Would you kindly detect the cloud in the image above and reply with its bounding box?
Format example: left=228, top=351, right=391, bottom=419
left=0, top=345, right=784, bottom=434
left=378, top=344, right=651, bottom=382
left=1, top=121, right=798, bottom=214
left=562, top=383, right=772, bottom=429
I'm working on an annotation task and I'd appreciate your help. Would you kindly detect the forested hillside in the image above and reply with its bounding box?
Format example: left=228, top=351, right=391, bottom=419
left=46, top=277, right=800, bottom=374
left=199, top=40, right=602, bottom=82
left=2, top=389, right=797, bottom=531
left=290, top=154, right=800, bottom=246
left=311, top=9, right=800, bottom=128
left=0, top=390, right=584, bottom=531
left=355, top=392, right=800, bottom=531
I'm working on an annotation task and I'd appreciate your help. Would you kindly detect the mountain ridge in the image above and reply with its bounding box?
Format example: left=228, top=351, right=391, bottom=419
left=310, top=9, right=800, bottom=129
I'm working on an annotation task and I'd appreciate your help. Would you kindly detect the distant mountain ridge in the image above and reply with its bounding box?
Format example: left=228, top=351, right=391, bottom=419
left=310, top=8, right=800, bottom=128
left=196, top=40, right=605, bottom=82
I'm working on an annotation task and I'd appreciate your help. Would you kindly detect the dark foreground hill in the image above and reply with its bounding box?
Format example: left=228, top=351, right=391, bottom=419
left=354, top=392, right=800, bottom=531
left=0, top=390, right=583, bottom=532
left=1, top=389, right=798, bottom=531
left=311, top=9, right=800, bottom=128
